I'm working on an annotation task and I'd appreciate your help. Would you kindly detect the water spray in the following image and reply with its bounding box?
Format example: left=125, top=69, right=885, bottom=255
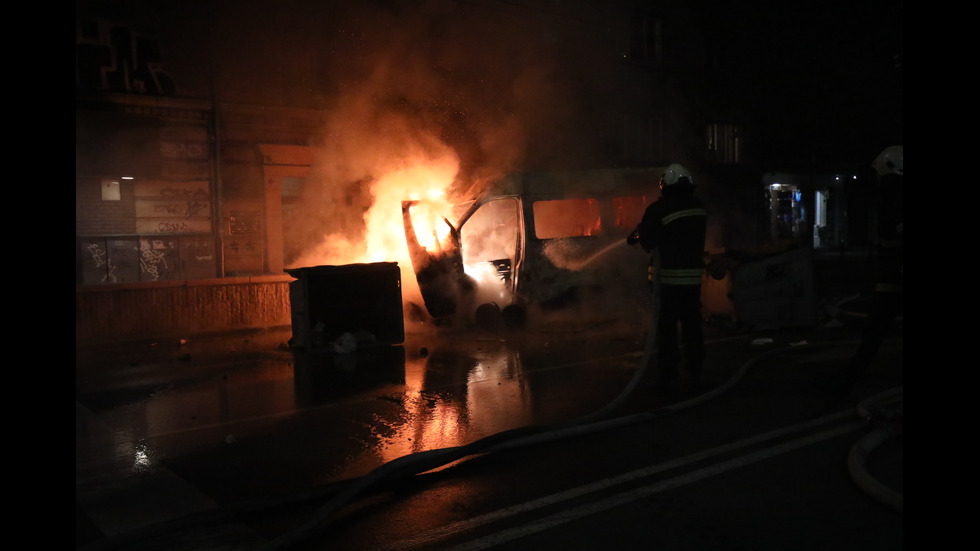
left=548, top=239, right=628, bottom=271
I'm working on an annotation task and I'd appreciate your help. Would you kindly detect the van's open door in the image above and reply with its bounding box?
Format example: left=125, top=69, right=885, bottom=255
left=401, top=200, right=474, bottom=320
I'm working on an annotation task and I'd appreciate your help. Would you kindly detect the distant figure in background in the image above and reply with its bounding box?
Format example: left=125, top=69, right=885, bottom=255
left=627, top=163, right=708, bottom=394
left=828, top=145, right=903, bottom=400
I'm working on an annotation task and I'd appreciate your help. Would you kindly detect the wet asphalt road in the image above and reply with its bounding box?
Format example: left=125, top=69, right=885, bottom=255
left=76, top=254, right=902, bottom=550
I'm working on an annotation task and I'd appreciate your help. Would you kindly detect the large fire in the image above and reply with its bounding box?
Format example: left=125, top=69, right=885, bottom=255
left=286, top=151, right=475, bottom=319
left=364, top=162, right=457, bottom=263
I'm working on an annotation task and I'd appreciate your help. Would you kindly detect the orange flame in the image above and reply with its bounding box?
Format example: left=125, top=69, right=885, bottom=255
left=290, top=153, right=460, bottom=309
left=364, top=161, right=457, bottom=262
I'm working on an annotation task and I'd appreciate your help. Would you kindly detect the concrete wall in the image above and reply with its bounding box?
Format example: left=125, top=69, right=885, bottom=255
left=76, top=275, right=293, bottom=345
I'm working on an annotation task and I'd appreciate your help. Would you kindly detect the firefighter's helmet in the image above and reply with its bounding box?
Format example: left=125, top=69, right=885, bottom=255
left=872, top=146, right=903, bottom=177
left=660, top=163, right=694, bottom=190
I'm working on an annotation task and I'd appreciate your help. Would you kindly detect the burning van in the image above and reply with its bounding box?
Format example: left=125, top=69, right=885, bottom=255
left=402, top=168, right=665, bottom=329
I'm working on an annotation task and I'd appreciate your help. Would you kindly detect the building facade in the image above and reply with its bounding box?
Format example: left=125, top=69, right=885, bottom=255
left=76, top=0, right=900, bottom=295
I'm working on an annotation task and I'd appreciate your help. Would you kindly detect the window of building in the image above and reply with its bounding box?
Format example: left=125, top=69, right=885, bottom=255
left=281, top=176, right=304, bottom=207
left=706, top=123, right=742, bottom=164
left=626, top=14, right=662, bottom=65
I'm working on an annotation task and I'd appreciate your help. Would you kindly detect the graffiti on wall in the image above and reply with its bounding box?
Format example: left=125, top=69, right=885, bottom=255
left=84, top=241, right=116, bottom=283
left=139, top=238, right=178, bottom=281
left=134, top=180, right=212, bottom=234
left=137, top=196, right=209, bottom=219
left=80, top=236, right=216, bottom=284
left=80, top=238, right=139, bottom=284
left=160, top=141, right=208, bottom=160
left=181, top=236, right=216, bottom=279
left=143, top=221, right=211, bottom=233
left=229, top=212, right=262, bottom=235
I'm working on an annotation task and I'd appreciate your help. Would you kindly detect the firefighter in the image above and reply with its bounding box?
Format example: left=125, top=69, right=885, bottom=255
left=825, top=145, right=903, bottom=400
left=627, top=163, right=708, bottom=393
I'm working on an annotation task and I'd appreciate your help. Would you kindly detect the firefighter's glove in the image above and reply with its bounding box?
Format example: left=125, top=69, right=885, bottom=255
left=626, top=229, right=641, bottom=246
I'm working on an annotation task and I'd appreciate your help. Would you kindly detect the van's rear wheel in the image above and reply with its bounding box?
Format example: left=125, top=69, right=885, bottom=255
left=502, top=303, right=527, bottom=330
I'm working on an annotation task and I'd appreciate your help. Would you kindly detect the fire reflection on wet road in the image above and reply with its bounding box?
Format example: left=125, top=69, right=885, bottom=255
left=386, top=339, right=534, bottom=465
left=76, top=326, right=645, bottom=511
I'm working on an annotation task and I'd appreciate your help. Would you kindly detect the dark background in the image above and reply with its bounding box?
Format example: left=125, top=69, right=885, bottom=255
left=76, top=0, right=903, bottom=175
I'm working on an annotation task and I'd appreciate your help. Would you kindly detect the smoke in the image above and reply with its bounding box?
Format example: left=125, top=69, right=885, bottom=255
left=282, top=0, right=600, bottom=307
left=85, top=0, right=630, bottom=318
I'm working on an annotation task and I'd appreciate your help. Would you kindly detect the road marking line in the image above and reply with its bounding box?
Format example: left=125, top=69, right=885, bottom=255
left=386, top=410, right=857, bottom=550
left=449, top=424, right=858, bottom=551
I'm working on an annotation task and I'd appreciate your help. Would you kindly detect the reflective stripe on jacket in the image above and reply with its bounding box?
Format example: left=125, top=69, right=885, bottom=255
left=637, top=192, right=707, bottom=287
left=660, top=267, right=704, bottom=285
